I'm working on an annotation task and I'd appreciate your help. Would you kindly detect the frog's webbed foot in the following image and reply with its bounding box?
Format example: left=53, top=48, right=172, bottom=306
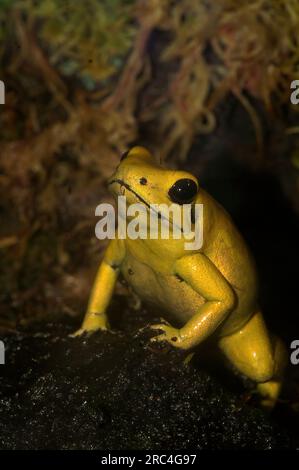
left=150, top=323, right=190, bottom=350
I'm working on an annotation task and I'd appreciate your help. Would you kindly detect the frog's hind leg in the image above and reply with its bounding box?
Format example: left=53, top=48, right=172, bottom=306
left=218, top=311, right=287, bottom=408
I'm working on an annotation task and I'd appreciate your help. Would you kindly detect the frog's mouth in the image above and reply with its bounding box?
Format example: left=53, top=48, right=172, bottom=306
left=108, top=178, right=184, bottom=233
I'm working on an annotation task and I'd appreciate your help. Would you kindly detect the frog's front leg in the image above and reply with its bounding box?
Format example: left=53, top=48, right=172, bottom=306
left=151, top=253, right=235, bottom=350
left=72, top=238, right=125, bottom=336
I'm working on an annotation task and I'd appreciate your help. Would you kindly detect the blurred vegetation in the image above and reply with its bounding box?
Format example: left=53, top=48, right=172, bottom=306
left=0, top=0, right=299, bottom=329
left=24, top=0, right=136, bottom=84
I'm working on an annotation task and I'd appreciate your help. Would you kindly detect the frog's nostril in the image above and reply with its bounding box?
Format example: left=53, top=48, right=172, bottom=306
left=139, top=177, right=147, bottom=185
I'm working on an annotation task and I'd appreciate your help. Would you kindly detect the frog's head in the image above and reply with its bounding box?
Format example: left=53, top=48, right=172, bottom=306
left=108, top=146, right=199, bottom=211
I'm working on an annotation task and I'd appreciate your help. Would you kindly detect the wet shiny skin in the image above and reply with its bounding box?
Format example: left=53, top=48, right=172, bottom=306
left=75, top=146, right=286, bottom=407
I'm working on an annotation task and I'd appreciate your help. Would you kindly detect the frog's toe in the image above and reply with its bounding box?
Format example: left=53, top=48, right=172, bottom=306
left=69, top=328, right=94, bottom=338
left=150, top=323, right=169, bottom=334
left=150, top=331, right=167, bottom=343
left=159, top=317, right=171, bottom=326
left=150, top=323, right=166, bottom=340
left=151, top=323, right=164, bottom=329
left=150, top=324, right=180, bottom=345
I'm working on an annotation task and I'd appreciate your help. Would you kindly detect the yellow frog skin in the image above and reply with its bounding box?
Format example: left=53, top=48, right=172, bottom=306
left=75, top=146, right=287, bottom=407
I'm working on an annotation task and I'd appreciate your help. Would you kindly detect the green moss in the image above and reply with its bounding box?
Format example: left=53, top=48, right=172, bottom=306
left=24, top=0, right=137, bottom=85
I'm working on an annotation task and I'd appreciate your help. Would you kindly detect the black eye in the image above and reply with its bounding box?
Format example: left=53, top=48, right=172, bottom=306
left=168, top=178, right=198, bottom=204
left=120, top=150, right=129, bottom=161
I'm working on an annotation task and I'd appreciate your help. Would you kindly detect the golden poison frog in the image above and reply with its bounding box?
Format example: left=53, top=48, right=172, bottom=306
left=74, top=146, right=286, bottom=407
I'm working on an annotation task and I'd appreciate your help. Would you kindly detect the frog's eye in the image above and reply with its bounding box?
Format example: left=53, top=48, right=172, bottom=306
left=168, top=178, right=198, bottom=205
left=120, top=150, right=129, bottom=161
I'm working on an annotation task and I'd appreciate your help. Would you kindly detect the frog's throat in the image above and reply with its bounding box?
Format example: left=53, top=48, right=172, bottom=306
left=108, top=178, right=184, bottom=233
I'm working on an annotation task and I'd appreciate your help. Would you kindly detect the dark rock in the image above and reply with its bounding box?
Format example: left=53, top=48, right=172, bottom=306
left=0, top=322, right=290, bottom=450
